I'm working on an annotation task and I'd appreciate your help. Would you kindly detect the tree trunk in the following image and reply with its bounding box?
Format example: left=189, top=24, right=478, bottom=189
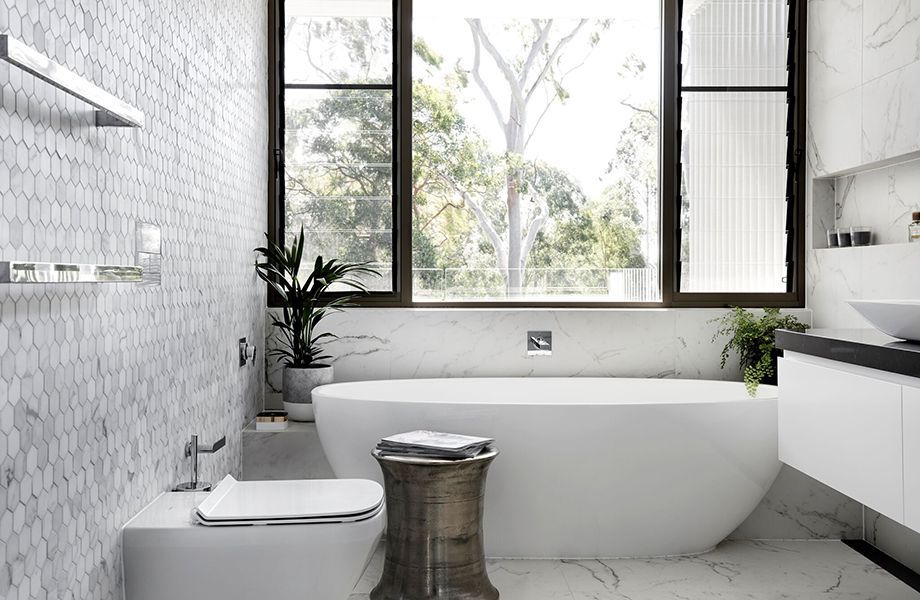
left=506, top=177, right=523, bottom=295
left=505, top=103, right=526, bottom=296
left=466, top=18, right=585, bottom=298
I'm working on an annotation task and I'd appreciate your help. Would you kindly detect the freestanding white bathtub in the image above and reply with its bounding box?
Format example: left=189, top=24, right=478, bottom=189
left=313, top=378, right=781, bottom=559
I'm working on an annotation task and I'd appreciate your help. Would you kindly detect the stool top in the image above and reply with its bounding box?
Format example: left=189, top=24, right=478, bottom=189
left=371, top=447, right=498, bottom=465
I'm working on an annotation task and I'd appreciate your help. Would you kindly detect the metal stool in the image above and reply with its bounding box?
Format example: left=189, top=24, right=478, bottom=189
left=370, top=448, right=499, bottom=600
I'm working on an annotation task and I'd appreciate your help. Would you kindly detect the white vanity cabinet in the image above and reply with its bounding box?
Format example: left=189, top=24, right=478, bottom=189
left=778, top=357, right=904, bottom=522
left=904, top=385, right=920, bottom=531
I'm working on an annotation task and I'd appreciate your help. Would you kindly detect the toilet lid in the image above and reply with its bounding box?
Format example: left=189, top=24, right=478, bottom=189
left=193, top=475, right=384, bottom=526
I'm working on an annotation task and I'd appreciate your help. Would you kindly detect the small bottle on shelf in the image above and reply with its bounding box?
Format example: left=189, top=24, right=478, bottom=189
left=911, top=212, right=920, bottom=243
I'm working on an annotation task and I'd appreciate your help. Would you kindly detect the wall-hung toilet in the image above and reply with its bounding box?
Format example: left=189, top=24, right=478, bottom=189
left=122, top=476, right=384, bottom=600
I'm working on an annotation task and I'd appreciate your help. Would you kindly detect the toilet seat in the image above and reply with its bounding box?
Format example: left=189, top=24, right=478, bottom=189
left=193, top=475, right=385, bottom=526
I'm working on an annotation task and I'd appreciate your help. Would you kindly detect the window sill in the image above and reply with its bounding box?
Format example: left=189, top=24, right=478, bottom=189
left=266, top=305, right=811, bottom=316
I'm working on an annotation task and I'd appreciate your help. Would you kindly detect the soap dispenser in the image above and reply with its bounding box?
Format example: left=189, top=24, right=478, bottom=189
left=910, top=212, right=920, bottom=243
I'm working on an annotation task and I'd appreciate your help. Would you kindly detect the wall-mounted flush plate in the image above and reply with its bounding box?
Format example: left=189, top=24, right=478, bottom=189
left=527, top=331, right=552, bottom=356
left=239, top=338, right=256, bottom=367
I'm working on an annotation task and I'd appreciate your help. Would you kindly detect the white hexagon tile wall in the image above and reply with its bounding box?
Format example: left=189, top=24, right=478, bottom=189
left=0, top=1, right=267, bottom=599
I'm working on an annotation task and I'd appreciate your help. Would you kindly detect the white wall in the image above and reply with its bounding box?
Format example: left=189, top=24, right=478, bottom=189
left=0, top=2, right=267, bottom=598
left=806, top=0, right=920, bottom=329
left=266, top=306, right=865, bottom=542
left=806, top=0, right=920, bottom=566
left=257, top=0, right=908, bottom=552
left=268, top=308, right=799, bottom=384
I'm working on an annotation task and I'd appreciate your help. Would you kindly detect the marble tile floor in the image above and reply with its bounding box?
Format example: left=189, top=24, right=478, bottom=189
left=350, top=540, right=919, bottom=599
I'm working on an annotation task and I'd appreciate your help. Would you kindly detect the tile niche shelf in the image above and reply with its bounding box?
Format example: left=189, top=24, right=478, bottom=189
left=812, top=151, right=920, bottom=250
left=0, top=33, right=144, bottom=128
left=0, top=261, right=143, bottom=284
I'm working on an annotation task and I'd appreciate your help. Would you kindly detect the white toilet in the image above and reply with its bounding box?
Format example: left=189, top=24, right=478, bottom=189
left=122, top=476, right=385, bottom=600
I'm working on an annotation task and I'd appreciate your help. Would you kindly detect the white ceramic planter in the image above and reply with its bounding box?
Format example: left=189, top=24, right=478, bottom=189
left=282, top=364, right=333, bottom=422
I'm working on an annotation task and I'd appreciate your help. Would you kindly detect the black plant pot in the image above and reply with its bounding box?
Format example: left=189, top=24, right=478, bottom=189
left=760, top=348, right=783, bottom=386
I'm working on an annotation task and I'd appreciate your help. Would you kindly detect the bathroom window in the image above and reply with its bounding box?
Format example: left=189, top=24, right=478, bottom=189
left=268, top=0, right=806, bottom=307
left=274, top=0, right=398, bottom=293
left=677, top=0, right=795, bottom=295
left=410, top=2, right=662, bottom=302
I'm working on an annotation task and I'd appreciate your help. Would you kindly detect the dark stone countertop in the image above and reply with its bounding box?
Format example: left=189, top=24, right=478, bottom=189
left=776, top=328, right=920, bottom=379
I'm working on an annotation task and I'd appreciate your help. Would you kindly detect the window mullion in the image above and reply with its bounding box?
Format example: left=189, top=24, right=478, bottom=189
left=396, top=0, right=412, bottom=304
left=670, top=0, right=684, bottom=300
left=269, top=0, right=803, bottom=308
left=284, top=83, right=394, bottom=90
left=672, top=0, right=802, bottom=303
left=783, top=0, right=801, bottom=294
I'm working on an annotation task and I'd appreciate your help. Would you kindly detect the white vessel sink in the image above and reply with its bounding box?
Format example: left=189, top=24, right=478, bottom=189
left=847, top=300, right=920, bottom=342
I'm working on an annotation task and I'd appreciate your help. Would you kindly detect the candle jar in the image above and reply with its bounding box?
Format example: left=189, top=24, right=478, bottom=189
left=850, top=226, right=872, bottom=247
left=837, top=228, right=853, bottom=247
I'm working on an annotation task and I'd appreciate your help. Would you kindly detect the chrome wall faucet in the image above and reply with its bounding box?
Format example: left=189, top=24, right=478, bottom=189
left=527, top=331, right=552, bottom=356
left=174, top=434, right=226, bottom=492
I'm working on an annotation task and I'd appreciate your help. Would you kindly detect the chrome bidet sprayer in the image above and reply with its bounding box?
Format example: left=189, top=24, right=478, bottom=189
left=174, top=434, right=226, bottom=492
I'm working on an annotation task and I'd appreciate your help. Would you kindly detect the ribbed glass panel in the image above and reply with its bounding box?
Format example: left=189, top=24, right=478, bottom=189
left=681, top=0, right=788, bottom=86
left=679, top=92, right=787, bottom=292
left=679, top=0, right=790, bottom=294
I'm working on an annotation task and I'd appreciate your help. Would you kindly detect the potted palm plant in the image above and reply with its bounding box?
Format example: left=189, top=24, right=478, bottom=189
left=712, top=307, right=807, bottom=396
left=255, top=228, right=378, bottom=421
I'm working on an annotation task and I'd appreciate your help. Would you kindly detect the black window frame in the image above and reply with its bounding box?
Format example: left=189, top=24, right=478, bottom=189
left=267, top=0, right=806, bottom=309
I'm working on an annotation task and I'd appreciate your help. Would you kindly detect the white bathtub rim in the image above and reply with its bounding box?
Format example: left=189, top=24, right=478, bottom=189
left=313, top=376, right=777, bottom=406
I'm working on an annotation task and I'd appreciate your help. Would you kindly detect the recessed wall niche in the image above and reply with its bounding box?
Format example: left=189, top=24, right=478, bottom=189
left=812, top=152, right=920, bottom=250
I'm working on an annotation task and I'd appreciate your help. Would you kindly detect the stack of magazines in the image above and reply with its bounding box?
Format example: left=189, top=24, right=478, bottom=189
left=376, top=430, right=494, bottom=459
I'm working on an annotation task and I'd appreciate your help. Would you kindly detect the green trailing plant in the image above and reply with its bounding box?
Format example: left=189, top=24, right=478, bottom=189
left=712, top=307, right=807, bottom=396
left=255, top=227, right=379, bottom=368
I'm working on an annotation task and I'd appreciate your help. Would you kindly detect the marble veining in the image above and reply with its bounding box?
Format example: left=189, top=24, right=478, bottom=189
left=866, top=508, right=920, bottom=575
left=862, top=0, right=920, bottom=83
left=265, top=308, right=813, bottom=389
left=806, top=0, right=920, bottom=568
left=350, top=541, right=919, bottom=599
left=727, top=466, right=862, bottom=541
left=861, top=60, right=920, bottom=163
left=808, top=0, right=862, bottom=102
left=807, top=87, right=861, bottom=176
left=807, top=0, right=920, bottom=173
left=808, top=242, right=920, bottom=329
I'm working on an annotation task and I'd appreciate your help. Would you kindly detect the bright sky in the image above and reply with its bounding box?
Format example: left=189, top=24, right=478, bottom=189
left=412, top=1, right=661, bottom=199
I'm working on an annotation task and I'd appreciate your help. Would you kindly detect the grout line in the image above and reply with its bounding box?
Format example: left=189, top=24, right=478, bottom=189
left=862, top=504, right=866, bottom=541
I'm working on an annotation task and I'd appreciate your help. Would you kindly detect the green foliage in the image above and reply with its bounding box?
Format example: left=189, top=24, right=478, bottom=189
left=284, top=86, right=393, bottom=271
left=414, top=38, right=443, bottom=68
left=712, top=307, right=807, bottom=396
left=255, top=227, right=378, bottom=368
left=284, top=17, right=654, bottom=299
left=528, top=187, right=645, bottom=271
